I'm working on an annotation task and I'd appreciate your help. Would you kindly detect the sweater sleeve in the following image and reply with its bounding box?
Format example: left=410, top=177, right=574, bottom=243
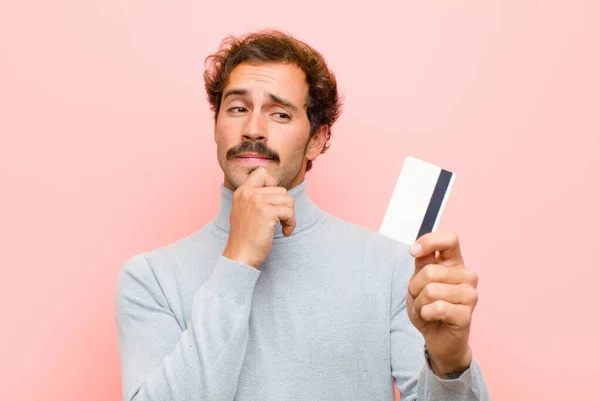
left=114, top=254, right=260, bottom=401
left=390, top=250, right=491, bottom=401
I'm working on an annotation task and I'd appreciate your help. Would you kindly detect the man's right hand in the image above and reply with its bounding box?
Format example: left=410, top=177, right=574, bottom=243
left=222, top=167, right=296, bottom=269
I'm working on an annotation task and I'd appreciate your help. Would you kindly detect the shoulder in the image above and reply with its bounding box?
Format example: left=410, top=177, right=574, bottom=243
left=115, top=225, right=216, bottom=301
left=323, top=213, right=414, bottom=272
left=320, top=213, right=416, bottom=302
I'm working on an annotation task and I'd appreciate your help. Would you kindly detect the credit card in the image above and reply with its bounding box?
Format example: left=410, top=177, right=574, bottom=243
left=379, top=156, right=455, bottom=245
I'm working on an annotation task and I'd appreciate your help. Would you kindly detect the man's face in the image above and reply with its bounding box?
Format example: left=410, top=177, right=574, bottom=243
left=214, top=62, right=320, bottom=190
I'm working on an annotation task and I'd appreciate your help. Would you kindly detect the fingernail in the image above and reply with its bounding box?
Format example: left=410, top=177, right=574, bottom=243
left=410, top=243, right=422, bottom=256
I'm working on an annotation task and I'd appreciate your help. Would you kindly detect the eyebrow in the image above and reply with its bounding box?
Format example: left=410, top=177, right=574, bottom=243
left=268, top=93, right=300, bottom=114
left=223, top=88, right=248, bottom=100
left=222, top=88, right=300, bottom=114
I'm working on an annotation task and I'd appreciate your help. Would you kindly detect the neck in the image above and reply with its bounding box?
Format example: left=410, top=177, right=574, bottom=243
left=213, top=179, right=323, bottom=238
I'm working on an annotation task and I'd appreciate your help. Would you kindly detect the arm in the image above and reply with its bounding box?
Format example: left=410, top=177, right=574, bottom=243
left=390, top=247, right=491, bottom=400
left=114, top=254, right=260, bottom=401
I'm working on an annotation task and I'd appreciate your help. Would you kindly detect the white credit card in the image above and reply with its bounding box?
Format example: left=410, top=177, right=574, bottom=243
left=379, top=156, right=456, bottom=245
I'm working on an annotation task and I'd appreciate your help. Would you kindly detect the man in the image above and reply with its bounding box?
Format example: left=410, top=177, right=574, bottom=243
left=115, top=30, right=490, bottom=400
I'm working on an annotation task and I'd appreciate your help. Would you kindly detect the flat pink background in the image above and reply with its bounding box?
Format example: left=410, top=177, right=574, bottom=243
left=1, top=1, right=598, bottom=400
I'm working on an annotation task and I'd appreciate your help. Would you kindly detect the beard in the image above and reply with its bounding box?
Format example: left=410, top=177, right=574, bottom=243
left=219, top=140, right=309, bottom=190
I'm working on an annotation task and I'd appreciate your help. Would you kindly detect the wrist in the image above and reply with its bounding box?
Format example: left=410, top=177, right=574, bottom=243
left=222, top=246, right=257, bottom=269
left=425, top=346, right=472, bottom=379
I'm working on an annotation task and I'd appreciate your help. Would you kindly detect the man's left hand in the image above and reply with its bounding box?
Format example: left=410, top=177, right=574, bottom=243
left=406, top=230, right=479, bottom=379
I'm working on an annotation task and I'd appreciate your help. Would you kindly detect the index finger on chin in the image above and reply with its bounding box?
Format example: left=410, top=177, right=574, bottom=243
left=243, top=167, right=277, bottom=188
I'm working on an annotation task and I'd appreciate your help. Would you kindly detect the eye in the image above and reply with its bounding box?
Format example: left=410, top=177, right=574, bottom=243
left=228, top=106, right=247, bottom=114
left=273, top=112, right=291, bottom=121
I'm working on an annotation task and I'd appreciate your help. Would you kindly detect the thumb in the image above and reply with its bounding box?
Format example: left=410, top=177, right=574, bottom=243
left=409, top=235, right=437, bottom=271
left=243, top=167, right=277, bottom=188
left=411, top=250, right=436, bottom=273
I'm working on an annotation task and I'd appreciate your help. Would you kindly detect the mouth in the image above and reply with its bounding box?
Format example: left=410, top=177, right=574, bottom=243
left=235, top=153, right=274, bottom=164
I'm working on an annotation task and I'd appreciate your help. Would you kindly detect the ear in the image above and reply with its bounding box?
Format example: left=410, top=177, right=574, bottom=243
left=305, top=125, right=328, bottom=160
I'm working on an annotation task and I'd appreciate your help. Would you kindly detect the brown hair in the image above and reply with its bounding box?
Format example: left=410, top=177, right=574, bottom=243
left=203, top=29, right=343, bottom=171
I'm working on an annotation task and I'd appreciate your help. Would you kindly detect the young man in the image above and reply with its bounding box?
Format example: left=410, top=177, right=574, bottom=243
left=115, top=30, right=490, bottom=400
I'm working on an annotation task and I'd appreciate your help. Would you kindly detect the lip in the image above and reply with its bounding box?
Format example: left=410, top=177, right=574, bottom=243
left=236, top=153, right=271, bottom=159
left=235, top=153, right=274, bottom=164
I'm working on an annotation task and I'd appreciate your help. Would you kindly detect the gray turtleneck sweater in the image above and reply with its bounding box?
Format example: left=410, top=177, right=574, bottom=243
left=114, top=180, right=490, bottom=401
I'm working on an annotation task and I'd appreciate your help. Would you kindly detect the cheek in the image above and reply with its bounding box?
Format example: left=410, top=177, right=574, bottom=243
left=279, top=136, right=309, bottom=164
left=215, top=120, right=238, bottom=148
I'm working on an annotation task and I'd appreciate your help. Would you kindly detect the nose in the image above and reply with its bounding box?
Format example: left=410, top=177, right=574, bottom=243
left=242, top=111, right=267, bottom=142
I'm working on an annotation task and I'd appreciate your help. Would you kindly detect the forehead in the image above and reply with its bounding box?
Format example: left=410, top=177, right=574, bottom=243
left=224, top=62, right=309, bottom=104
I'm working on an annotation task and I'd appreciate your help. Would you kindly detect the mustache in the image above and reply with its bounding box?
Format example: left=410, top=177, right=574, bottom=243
left=226, top=141, right=280, bottom=163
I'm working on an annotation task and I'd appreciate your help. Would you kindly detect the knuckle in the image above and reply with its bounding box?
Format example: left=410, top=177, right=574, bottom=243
left=234, top=190, right=244, bottom=203
left=423, top=264, right=437, bottom=282
left=448, top=231, right=459, bottom=245
left=250, top=194, right=262, bottom=206
left=434, top=300, right=446, bottom=314
left=459, top=283, right=478, bottom=305
left=467, top=270, right=479, bottom=287
left=407, top=279, right=418, bottom=299
left=423, top=283, right=439, bottom=300
left=470, top=288, right=479, bottom=305
left=259, top=203, right=270, bottom=214
left=240, top=188, right=252, bottom=199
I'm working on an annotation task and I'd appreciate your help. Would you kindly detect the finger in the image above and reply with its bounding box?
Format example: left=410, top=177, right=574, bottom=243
left=406, top=293, right=426, bottom=330
left=261, top=194, right=294, bottom=208
left=408, top=264, right=478, bottom=300
left=272, top=206, right=296, bottom=237
left=419, top=301, right=472, bottom=327
left=413, top=251, right=436, bottom=272
left=253, top=187, right=288, bottom=196
left=410, top=230, right=463, bottom=266
left=236, top=185, right=285, bottom=205
left=413, top=283, right=478, bottom=313
left=243, top=167, right=278, bottom=188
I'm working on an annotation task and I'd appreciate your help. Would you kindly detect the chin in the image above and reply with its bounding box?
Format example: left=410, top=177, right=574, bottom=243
left=224, top=164, right=299, bottom=190
left=224, top=168, right=257, bottom=190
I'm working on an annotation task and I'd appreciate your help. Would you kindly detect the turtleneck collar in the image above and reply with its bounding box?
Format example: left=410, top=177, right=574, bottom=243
left=213, top=179, right=323, bottom=239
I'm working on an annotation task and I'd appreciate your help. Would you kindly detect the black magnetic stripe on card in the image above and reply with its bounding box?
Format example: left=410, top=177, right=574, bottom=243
left=417, top=169, right=453, bottom=239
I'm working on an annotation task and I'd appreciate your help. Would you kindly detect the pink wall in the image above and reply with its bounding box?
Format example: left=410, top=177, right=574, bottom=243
left=1, top=1, right=598, bottom=400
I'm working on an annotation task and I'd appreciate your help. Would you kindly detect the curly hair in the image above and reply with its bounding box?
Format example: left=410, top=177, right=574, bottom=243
left=203, top=29, right=343, bottom=172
